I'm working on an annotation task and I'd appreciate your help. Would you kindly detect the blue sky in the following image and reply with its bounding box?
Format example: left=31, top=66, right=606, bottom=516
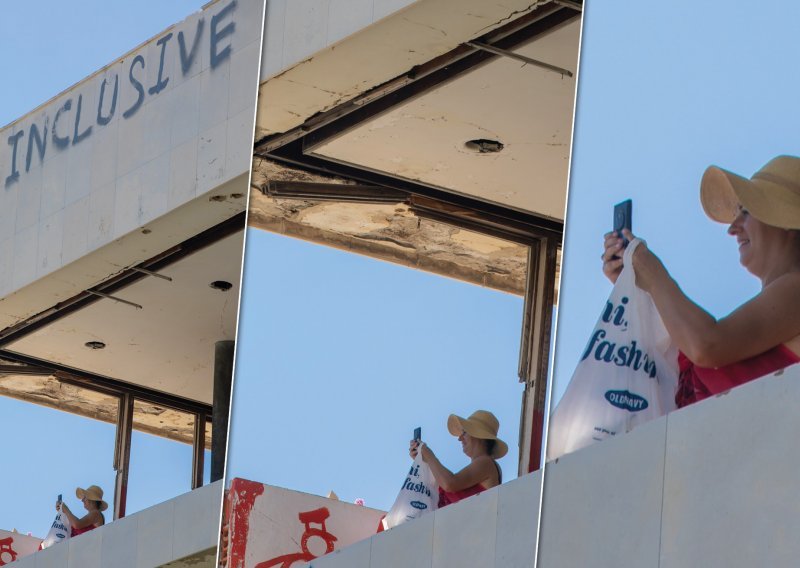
left=550, top=0, right=800, bottom=411
left=0, top=0, right=211, bottom=536
left=227, top=230, right=525, bottom=511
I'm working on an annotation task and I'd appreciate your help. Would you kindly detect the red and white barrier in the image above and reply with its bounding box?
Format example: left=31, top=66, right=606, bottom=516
left=0, top=530, right=42, bottom=566
left=225, top=478, right=385, bottom=568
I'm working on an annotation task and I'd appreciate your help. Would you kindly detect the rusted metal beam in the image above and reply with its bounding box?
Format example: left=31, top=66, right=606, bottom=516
left=192, top=413, right=206, bottom=490
left=113, top=393, right=134, bottom=520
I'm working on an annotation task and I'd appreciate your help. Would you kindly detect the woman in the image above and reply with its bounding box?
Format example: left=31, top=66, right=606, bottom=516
left=58, top=485, right=107, bottom=537
left=602, top=155, right=800, bottom=407
left=410, top=410, right=506, bottom=508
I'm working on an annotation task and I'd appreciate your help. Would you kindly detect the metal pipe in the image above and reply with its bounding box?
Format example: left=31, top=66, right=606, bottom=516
left=466, top=41, right=574, bottom=77
left=86, top=290, right=143, bottom=310
left=553, top=0, right=582, bottom=11
left=130, top=267, right=173, bottom=282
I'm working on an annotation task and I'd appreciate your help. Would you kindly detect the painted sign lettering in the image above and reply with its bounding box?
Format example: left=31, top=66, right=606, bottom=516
left=3, top=0, right=238, bottom=188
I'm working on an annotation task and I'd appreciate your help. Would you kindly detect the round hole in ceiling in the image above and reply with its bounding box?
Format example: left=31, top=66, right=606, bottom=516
left=210, top=280, right=233, bottom=292
left=464, top=138, right=504, bottom=153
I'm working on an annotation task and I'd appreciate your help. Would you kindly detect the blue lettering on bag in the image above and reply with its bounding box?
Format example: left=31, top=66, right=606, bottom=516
left=410, top=501, right=427, bottom=510
left=604, top=390, right=649, bottom=412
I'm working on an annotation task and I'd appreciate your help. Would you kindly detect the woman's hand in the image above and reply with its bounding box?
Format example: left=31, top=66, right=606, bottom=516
left=602, top=231, right=625, bottom=283
left=409, top=440, right=431, bottom=462
left=603, top=230, right=664, bottom=292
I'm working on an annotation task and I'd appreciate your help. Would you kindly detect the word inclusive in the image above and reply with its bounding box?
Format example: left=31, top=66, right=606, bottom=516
left=4, top=0, right=237, bottom=188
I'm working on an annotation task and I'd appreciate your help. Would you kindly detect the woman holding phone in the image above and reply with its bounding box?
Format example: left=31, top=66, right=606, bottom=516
left=601, top=155, right=800, bottom=407
left=410, top=410, right=505, bottom=508
left=57, top=485, right=107, bottom=537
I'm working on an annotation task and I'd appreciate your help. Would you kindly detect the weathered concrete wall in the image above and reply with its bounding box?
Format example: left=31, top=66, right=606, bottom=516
left=8, top=481, right=222, bottom=568
left=260, top=0, right=419, bottom=82
left=538, top=364, right=800, bottom=567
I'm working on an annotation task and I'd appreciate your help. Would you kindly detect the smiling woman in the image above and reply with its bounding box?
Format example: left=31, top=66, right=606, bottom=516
left=601, top=155, right=800, bottom=407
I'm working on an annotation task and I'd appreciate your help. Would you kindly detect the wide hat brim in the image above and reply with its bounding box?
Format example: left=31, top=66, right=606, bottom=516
left=76, top=486, right=109, bottom=511
left=447, top=413, right=508, bottom=459
left=700, top=156, right=800, bottom=229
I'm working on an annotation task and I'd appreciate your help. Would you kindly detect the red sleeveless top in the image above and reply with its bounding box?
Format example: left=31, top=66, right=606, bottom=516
left=437, top=461, right=502, bottom=508
left=438, top=484, right=486, bottom=508
left=71, top=524, right=98, bottom=537
left=675, top=344, right=800, bottom=408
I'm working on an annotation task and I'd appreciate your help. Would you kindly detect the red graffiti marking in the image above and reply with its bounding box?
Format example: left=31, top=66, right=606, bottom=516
left=256, top=507, right=338, bottom=568
left=227, top=478, right=266, bottom=568
left=0, top=537, right=18, bottom=566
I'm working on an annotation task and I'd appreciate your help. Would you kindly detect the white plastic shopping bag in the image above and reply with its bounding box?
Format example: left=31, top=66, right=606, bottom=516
left=40, top=505, right=71, bottom=549
left=382, top=443, right=438, bottom=529
left=547, top=239, right=678, bottom=460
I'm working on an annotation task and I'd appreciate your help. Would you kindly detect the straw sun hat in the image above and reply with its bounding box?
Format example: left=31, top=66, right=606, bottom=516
left=700, top=155, right=800, bottom=230
left=447, top=410, right=508, bottom=459
left=76, top=485, right=109, bottom=511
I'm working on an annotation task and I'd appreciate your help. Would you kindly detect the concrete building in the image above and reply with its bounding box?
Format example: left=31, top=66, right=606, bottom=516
left=1, top=0, right=264, bottom=565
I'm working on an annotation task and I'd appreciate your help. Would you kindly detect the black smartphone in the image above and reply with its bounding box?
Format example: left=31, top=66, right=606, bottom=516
left=613, top=199, right=632, bottom=246
left=413, top=427, right=421, bottom=442
left=58, top=493, right=62, bottom=503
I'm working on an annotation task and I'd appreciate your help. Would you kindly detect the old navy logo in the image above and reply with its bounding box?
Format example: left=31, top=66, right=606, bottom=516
left=410, top=501, right=427, bottom=510
left=605, top=390, right=649, bottom=412
left=4, top=0, right=238, bottom=188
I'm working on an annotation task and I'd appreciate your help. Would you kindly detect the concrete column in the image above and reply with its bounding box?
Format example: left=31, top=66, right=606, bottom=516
left=212, top=340, right=235, bottom=482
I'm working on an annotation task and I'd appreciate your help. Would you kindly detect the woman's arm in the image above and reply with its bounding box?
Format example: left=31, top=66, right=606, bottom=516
left=606, top=231, right=800, bottom=367
left=419, top=445, right=496, bottom=492
left=60, top=504, right=101, bottom=530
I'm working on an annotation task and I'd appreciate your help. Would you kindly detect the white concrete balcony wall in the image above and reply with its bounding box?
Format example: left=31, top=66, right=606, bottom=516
left=9, top=482, right=222, bottom=568
left=538, top=365, right=800, bottom=568
left=260, top=0, right=419, bottom=81
left=299, top=470, right=541, bottom=568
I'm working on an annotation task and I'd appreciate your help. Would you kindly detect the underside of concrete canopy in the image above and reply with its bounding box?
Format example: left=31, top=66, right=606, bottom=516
left=0, top=0, right=263, bottom=523
left=249, top=0, right=582, bottom=473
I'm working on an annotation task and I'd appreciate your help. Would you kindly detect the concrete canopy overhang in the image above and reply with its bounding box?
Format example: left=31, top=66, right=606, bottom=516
left=0, top=0, right=262, bottom=440
left=0, top=184, right=246, bottom=443
left=250, top=0, right=580, bottom=293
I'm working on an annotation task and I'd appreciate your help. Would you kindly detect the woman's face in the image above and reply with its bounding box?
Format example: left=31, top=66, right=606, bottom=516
left=82, top=497, right=96, bottom=512
left=727, top=206, right=790, bottom=277
left=458, top=431, right=486, bottom=458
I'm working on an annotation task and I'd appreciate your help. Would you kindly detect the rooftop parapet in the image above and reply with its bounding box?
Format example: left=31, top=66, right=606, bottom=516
left=7, top=481, right=222, bottom=568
